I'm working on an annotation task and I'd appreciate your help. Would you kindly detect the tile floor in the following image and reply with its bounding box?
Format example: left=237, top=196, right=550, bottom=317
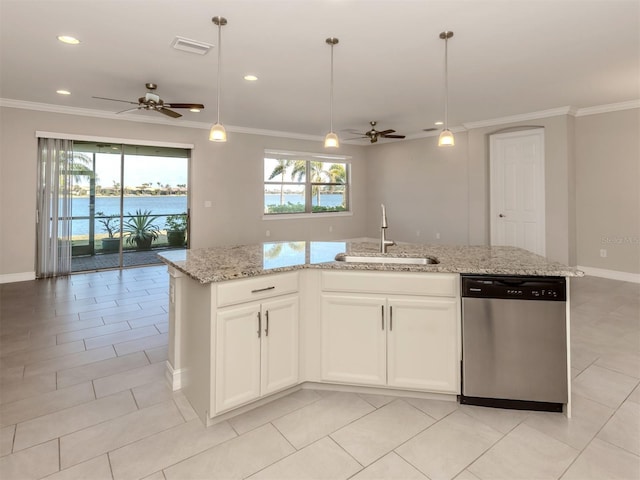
left=0, top=267, right=638, bottom=479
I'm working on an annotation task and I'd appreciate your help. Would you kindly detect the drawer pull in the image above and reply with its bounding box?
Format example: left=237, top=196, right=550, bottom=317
left=265, top=310, right=269, bottom=336
left=381, top=305, right=385, bottom=330
left=251, top=286, right=276, bottom=294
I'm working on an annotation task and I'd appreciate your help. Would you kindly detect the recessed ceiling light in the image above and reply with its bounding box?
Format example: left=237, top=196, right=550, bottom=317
left=189, top=108, right=201, bottom=113
left=56, top=89, right=71, bottom=95
left=243, top=74, right=258, bottom=81
left=57, top=35, right=80, bottom=45
left=434, top=121, right=444, bottom=126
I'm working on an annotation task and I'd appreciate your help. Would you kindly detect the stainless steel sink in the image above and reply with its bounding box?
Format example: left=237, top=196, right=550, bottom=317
left=334, top=253, right=439, bottom=265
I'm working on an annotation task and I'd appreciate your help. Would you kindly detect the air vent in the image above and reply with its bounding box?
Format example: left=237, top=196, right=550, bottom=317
left=171, top=36, right=213, bottom=55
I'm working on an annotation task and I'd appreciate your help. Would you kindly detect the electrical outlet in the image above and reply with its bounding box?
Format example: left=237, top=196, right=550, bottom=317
left=204, top=200, right=212, bottom=208
left=600, top=249, right=607, bottom=258
left=266, top=230, right=271, bottom=237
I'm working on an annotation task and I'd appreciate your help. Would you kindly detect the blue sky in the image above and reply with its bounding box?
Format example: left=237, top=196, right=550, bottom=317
left=76, top=154, right=188, bottom=188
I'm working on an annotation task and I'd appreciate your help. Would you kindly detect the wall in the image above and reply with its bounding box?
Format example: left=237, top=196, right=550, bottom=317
left=364, top=133, right=469, bottom=245
left=2, top=105, right=638, bottom=280
left=0, top=107, right=367, bottom=278
left=466, top=115, right=576, bottom=265
left=575, top=108, right=640, bottom=275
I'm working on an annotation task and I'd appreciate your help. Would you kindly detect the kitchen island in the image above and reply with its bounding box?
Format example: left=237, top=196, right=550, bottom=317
left=159, top=241, right=582, bottom=425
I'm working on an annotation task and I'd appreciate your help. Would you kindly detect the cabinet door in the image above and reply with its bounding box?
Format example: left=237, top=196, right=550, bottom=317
left=387, top=297, right=459, bottom=393
left=261, top=295, right=299, bottom=396
left=215, top=303, right=262, bottom=413
left=321, top=294, right=386, bottom=386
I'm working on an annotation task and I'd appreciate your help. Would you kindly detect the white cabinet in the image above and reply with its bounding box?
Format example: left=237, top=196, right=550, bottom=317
left=320, top=272, right=460, bottom=394
left=321, top=294, right=387, bottom=386
left=387, top=296, right=459, bottom=392
left=215, top=294, right=298, bottom=414
left=215, top=295, right=298, bottom=413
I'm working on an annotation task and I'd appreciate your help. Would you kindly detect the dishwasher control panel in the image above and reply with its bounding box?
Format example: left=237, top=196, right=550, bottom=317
left=462, top=275, right=566, bottom=301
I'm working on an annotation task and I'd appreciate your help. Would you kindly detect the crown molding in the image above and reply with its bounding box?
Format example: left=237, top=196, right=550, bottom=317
left=0, top=98, right=324, bottom=142
left=403, top=125, right=466, bottom=142
left=228, top=124, right=322, bottom=142
left=2, top=97, right=638, bottom=141
left=0, top=98, right=210, bottom=129
left=462, top=106, right=575, bottom=130
left=574, top=99, right=640, bottom=117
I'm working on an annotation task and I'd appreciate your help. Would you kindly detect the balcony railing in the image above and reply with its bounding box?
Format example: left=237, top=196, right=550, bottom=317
left=70, top=212, right=187, bottom=257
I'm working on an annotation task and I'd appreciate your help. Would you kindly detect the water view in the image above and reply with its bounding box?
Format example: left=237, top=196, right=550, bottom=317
left=72, top=195, right=187, bottom=236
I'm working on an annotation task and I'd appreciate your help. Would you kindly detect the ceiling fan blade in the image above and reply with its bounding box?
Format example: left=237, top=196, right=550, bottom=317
left=164, top=103, right=205, bottom=109
left=381, top=134, right=405, bottom=139
left=158, top=107, right=182, bottom=118
left=93, top=96, right=138, bottom=105
left=377, top=129, right=396, bottom=135
left=116, top=106, right=141, bottom=114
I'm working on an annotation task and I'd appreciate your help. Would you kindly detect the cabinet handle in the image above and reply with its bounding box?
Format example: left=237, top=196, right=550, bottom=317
left=381, top=305, right=385, bottom=330
left=251, top=286, right=275, bottom=294
left=257, top=311, right=262, bottom=338
left=265, top=310, right=269, bottom=336
left=390, top=306, right=393, bottom=331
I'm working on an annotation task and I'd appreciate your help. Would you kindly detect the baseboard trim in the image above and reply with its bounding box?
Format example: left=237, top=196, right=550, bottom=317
left=577, top=266, right=640, bottom=284
left=165, top=361, right=183, bottom=391
left=0, top=271, right=36, bottom=284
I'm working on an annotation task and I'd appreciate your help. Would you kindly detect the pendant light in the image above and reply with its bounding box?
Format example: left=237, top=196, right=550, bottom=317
left=324, top=37, right=339, bottom=148
left=209, top=16, right=227, bottom=142
left=438, top=31, right=455, bottom=147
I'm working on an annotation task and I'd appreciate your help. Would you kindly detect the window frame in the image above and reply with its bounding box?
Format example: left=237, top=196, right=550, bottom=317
left=263, top=150, right=351, bottom=218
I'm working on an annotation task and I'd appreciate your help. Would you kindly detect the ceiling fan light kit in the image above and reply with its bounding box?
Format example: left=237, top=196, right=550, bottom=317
left=324, top=37, right=340, bottom=149
left=209, top=16, right=228, bottom=143
left=437, top=30, right=455, bottom=147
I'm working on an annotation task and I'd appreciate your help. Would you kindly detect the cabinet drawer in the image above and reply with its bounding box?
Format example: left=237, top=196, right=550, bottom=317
left=321, top=271, right=458, bottom=297
left=217, top=272, right=299, bottom=307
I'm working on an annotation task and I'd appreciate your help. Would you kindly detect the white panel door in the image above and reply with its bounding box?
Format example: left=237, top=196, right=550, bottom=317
left=387, top=297, right=459, bottom=393
left=215, top=303, right=261, bottom=413
left=321, top=294, right=387, bottom=386
left=261, top=295, right=299, bottom=395
left=490, top=129, right=546, bottom=256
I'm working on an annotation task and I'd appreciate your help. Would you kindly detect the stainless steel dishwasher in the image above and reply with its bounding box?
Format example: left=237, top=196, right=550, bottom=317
left=460, top=275, right=568, bottom=412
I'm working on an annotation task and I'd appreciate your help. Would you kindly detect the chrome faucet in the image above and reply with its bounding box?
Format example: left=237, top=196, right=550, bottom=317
left=380, top=204, right=396, bottom=253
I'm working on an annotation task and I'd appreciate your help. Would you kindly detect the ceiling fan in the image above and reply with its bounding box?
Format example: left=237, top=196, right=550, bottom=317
left=347, top=121, right=406, bottom=143
left=93, top=83, right=204, bottom=118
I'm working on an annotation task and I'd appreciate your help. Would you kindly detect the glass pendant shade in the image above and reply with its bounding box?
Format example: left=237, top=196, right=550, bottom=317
left=324, top=132, right=339, bottom=148
left=438, top=129, right=455, bottom=147
left=209, top=123, right=227, bottom=142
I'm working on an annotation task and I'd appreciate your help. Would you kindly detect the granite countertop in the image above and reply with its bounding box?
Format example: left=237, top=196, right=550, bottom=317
left=158, top=241, right=584, bottom=284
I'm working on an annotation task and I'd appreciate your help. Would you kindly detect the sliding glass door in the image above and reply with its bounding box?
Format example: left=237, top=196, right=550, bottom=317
left=70, top=141, right=189, bottom=272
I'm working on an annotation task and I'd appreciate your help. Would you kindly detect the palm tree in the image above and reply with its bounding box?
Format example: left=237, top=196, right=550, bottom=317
left=68, top=152, right=95, bottom=183
left=268, top=159, right=291, bottom=205
left=327, top=163, right=346, bottom=184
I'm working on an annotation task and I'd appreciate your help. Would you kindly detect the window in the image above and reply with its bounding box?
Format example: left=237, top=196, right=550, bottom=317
left=264, top=151, right=350, bottom=215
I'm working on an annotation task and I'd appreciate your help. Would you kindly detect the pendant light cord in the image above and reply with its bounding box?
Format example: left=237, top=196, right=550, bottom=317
left=444, top=34, right=449, bottom=131
left=329, top=42, right=334, bottom=133
left=216, top=21, right=222, bottom=125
